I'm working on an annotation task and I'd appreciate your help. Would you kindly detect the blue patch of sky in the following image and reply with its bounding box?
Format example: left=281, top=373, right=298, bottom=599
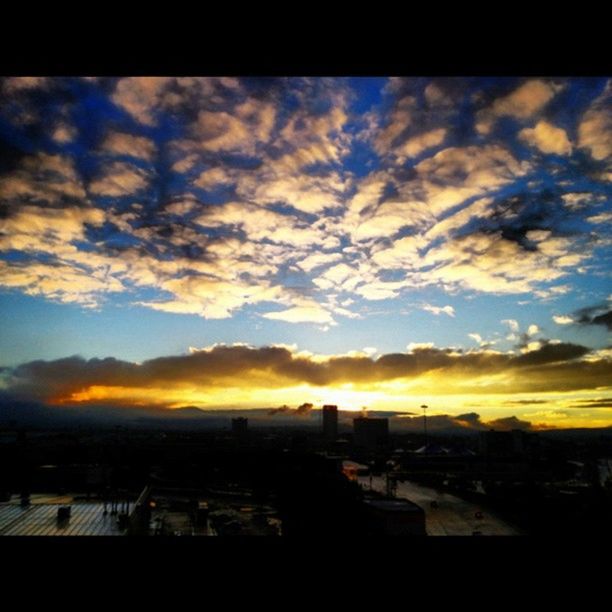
left=340, top=78, right=385, bottom=178
left=0, top=118, right=41, bottom=158
left=1, top=250, right=32, bottom=263
left=191, top=184, right=236, bottom=205
left=547, top=78, right=608, bottom=135
left=347, top=78, right=386, bottom=114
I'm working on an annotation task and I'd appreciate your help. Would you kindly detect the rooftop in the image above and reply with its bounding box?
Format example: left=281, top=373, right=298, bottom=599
left=0, top=497, right=130, bottom=536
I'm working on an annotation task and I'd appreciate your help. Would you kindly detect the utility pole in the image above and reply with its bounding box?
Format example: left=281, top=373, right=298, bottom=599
left=386, top=461, right=396, bottom=497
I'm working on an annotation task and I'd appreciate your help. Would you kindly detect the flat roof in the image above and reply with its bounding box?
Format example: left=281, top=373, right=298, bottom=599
left=0, top=502, right=130, bottom=536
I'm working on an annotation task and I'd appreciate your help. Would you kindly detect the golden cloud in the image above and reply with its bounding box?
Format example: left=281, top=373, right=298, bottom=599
left=4, top=342, right=610, bottom=408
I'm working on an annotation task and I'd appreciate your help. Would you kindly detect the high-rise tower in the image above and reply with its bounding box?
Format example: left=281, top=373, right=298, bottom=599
left=322, top=405, right=338, bottom=441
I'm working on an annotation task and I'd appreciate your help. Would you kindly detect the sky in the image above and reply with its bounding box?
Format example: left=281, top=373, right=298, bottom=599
left=0, top=76, right=610, bottom=430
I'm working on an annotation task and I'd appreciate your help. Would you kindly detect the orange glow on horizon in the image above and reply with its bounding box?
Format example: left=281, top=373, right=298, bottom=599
left=45, top=382, right=612, bottom=430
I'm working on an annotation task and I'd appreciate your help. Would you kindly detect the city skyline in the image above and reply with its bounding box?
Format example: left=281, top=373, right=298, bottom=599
left=0, top=76, right=610, bottom=429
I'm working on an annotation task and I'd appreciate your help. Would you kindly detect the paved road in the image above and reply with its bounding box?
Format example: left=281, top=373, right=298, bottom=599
left=358, top=475, right=522, bottom=536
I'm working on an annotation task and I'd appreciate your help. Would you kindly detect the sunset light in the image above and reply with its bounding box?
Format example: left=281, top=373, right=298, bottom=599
left=0, top=76, right=610, bottom=431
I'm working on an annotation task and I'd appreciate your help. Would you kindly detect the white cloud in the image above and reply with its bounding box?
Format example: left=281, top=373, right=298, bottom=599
left=414, top=145, right=529, bottom=216
left=527, top=324, right=539, bottom=336
left=476, top=79, right=562, bottom=134
left=89, top=162, right=149, bottom=197
left=578, top=80, right=612, bottom=161
left=502, top=319, right=519, bottom=332
left=423, top=304, right=455, bottom=317
left=298, top=252, right=343, bottom=273
left=587, top=212, right=612, bottom=224
left=193, top=167, right=233, bottom=190
left=396, top=128, right=447, bottom=158
left=262, top=304, right=335, bottom=325
left=407, top=342, right=435, bottom=352
left=101, top=131, right=157, bottom=161
left=373, top=96, right=414, bottom=154
left=112, top=77, right=173, bottom=126
left=519, top=121, right=572, bottom=155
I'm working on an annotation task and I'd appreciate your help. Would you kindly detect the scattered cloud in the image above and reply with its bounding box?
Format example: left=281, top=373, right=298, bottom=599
left=502, top=319, right=520, bottom=333
left=262, top=303, right=335, bottom=325
left=568, top=398, right=612, bottom=409
left=519, top=120, right=572, bottom=155
left=527, top=324, right=540, bottom=336
left=423, top=304, right=455, bottom=317
left=396, top=128, right=447, bottom=159
left=0, top=76, right=609, bottom=333
left=476, top=79, right=563, bottom=135
left=578, top=79, right=612, bottom=161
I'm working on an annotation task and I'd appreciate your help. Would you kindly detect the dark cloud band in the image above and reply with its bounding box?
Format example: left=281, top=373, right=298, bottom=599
left=3, top=342, right=609, bottom=405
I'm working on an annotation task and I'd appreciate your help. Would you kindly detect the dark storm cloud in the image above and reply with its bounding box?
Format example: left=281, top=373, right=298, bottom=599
left=592, top=312, right=612, bottom=329
left=460, top=189, right=575, bottom=246
left=511, top=342, right=590, bottom=366
left=568, top=398, right=612, bottom=409
left=454, top=412, right=533, bottom=432
left=454, top=413, right=484, bottom=427
left=391, top=411, right=534, bottom=433
left=296, top=402, right=314, bottom=415
left=573, top=304, right=612, bottom=330
left=268, top=404, right=291, bottom=415
left=267, top=402, right=313, bottom=417
left=2, top=341, right=610, bottom=405
left=487, top=416, right=533, bottom=431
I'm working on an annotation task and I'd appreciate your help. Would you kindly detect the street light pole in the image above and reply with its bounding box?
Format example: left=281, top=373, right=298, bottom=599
left=421, top=405, right=428, bottom=447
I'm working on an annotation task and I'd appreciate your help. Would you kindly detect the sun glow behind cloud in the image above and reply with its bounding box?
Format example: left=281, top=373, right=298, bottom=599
left=0, top=76, right=611, bottom=429
left=1, top=340, right=607, bottom=429
left=52, top=383, right=612, bottom=430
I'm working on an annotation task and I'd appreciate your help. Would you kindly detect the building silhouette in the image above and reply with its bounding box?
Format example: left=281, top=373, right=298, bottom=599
left=363, top=498, right=426, bottom=536
left=322, top=405, right=338, bottom=441
left=231, top=417, right=248, bottom=435
left=479, top=429, right=529, bottom=458
left=353, top=417, right=389, bottom=450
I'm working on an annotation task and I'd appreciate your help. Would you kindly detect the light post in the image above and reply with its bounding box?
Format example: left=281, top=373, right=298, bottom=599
left=421, top=404, right=428, bottom=447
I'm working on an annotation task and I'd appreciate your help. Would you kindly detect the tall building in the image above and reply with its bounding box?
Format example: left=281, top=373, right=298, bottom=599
left=353, top=417, right=389, bottom=450
left=322, top=405, right=338, bottom=441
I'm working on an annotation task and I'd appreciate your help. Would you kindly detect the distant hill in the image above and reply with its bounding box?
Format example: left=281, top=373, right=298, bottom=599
left=537, top=427, right=612, bottom=439
left=1, top=394, right=611, bottom=438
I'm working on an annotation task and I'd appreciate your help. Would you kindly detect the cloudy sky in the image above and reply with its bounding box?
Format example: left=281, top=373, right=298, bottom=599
left=0, top=76, right=610, bottom=429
